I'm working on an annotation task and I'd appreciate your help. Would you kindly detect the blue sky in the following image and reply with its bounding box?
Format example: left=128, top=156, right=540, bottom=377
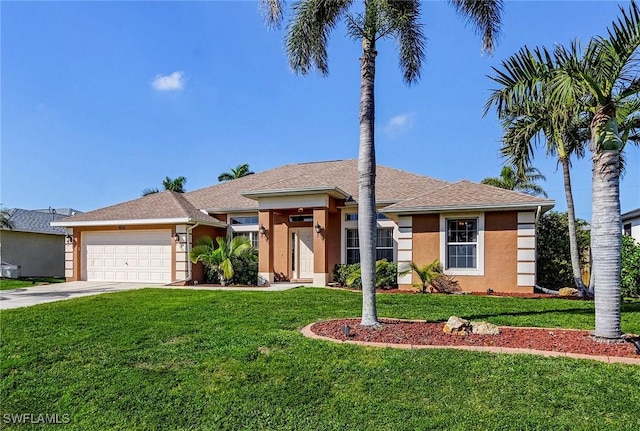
left=2, top=0, right=638, bottom=221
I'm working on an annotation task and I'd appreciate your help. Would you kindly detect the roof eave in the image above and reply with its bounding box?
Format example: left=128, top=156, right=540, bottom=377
left=51, top=217, right=227, bottom=228
left=242, top=186, right=350, bottom=200
left=380, top=201, right=555, bottom=214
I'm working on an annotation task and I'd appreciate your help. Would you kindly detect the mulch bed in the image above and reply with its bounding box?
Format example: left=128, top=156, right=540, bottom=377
left=311, top=318, right=640, bottom=359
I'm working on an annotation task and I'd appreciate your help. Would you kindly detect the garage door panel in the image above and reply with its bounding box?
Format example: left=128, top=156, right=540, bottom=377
left=83, top=231, right=172, bottom=283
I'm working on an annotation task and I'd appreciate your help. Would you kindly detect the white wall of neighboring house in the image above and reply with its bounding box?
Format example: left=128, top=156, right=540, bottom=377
left=622, top=209, right=640, bottom=243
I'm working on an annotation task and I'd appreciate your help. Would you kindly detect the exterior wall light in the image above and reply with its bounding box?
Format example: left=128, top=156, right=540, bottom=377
left=259, top=224, right=267, bottom=236
left=315, top=223, right=323, bottom=234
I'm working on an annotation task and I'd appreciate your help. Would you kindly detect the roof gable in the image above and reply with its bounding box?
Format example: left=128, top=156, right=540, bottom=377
left=382, top=180, right=555, bottom=213
left=55, top=191, right=224, bottom=226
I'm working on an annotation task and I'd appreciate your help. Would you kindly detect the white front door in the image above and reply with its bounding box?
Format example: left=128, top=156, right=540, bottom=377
left=293, top=228, right=314, bottom=280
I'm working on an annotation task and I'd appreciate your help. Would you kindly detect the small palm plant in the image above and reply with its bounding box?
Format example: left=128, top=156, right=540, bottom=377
left=0, top=206, right=13, bottom=230
left=190, top=235, right=255, bottom=286
left=403, top=260, right=444, bottom=294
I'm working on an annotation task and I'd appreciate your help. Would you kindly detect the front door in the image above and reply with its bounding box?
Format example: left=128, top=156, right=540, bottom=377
left=292, top=228, right=314, bottom=280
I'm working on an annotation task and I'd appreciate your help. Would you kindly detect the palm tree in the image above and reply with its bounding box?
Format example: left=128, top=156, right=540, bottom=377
left=486, top=1, right=640, bottom=339
left=261, top=0, right=503, bottom=326
left=486, top=55, right=589, bottom=295
left=481, top=165, right=548, bottom=197
left=190, top=235, right=255, bottom=286
left=406, top=260, right=444, bottom=294
left=0, top=207, right=13, bottom=230
left=217, top=164, right=255, bottom=182
left=142, top=176, right=187, bottom=196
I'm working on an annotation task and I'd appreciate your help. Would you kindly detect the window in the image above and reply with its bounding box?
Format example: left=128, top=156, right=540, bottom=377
left=230, top=216, right=259, bottom=225
left=232, top=231, right=259, bottom=250
left=624, top=223, right=632, bottom=236
left=289, top=215, right=313, bottom=223
left=345, top=213, right=389, bottom=221
left=345, top=228, right=394, bottom=264
left=446, top=219, right=478, bottom=269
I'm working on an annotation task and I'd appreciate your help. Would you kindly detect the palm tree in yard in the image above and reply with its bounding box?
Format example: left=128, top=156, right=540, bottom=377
left=217, top=164, right=255, bottom=182
left=487, top=1, right=640, bottom=339
left=481, top=165, right=548, bottom=197
left=486, top=52, right=590, bottom=295
left=0, top=207, right=13, bottom=230
left=190, top=235, right=255, bottom=286
left=142, top=176, right=187, bottom=196
left=261, top=0, right=503, bottom=326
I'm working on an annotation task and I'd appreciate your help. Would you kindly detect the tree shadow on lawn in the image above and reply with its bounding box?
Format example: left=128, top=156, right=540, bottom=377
left=449, top=299, right=640, bottom=323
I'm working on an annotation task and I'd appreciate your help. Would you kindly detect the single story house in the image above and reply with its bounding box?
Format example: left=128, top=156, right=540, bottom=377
left=622, top=208, right=640, bottom=242
left=1, top=208, right=81, bottom=277
left=52, top=160, right=554, bottom=292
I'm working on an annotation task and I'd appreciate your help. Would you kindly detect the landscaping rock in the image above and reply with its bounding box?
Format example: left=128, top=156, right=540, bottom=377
left=443, top=316, right=470, bottom=335
left=470, top=321, right=500, bottom=335
left=559, top=287, right=579, bottom=297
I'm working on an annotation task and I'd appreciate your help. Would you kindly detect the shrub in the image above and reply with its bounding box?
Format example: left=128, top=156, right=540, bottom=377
left=332, top=260, right=398, bottom=290
left=621, top=235, right=640, bottom=297
left=536, top=211, right=590, bottom=290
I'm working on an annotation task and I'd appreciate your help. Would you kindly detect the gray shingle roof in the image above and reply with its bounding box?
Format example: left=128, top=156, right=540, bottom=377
left=57, top=190, right=225, bottom=225
left=2, top=209, right=74, bottom=235
left=186, top=159, right=450, bottom=211
left=382, top=180, right=555, bottom=213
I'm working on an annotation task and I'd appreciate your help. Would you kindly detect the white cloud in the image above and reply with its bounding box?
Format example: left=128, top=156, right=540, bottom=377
left=383, top=113, right=415, bottom=139
left=151, top=71, right=185, bottom=91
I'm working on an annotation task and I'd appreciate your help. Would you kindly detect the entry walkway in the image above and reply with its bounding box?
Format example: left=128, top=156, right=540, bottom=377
left=0, top=281, right=305, bottom=310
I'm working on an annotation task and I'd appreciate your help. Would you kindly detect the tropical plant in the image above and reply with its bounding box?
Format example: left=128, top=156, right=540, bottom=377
left=0, top=206, right=13, bottom=230
left=262, top=0, right=503, bottom=326
left=217, top=164, right=255, bottom=182
left=142, top=176, right=187, bottom=196
left=486, top=46, right=589, bottom=295
left=485, top=1, right=640, bottom=338
left=536, top=211, right=590, bottom=291
left=341, top=260, right=398, bottom=290
left=621, top=235, right=640, bottom=297
left=481, top=165, right=548, bottom=197
left=190, top=235, right=255, bottom=286
left=402, top=260, right=445, bottom=294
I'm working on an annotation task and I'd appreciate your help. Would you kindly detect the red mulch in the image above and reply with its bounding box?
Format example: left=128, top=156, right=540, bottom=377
left=311, top=318, right=640, bottom=358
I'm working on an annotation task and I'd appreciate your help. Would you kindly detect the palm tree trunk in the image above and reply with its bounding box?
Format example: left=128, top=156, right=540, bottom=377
left=591, top=149, right=622, bottom=339
left=560, top=157, right=587, bottom=296
left=359, top=37, right=378, bottom=327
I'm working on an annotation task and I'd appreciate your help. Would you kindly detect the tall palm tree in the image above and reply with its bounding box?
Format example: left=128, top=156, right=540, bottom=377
left=481, top=165, right=548, bottom=197
left=486, top=52, right=589, bottom=295
left=217, top=164, right=255, bottom=182
left=262, top=0, right=502, bottom=326
left=486, top=1, right=640, bottom=339
left=142, top=176, right=187, bottom=196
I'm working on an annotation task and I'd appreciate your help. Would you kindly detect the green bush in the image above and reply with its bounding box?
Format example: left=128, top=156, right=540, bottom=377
left=205, top=253, right=258, bottom=286
left=536, top=211, right=590, bottom=290
left=621, top=235, right=640, bottom=297
left=332, top=260, right=398, bottom=290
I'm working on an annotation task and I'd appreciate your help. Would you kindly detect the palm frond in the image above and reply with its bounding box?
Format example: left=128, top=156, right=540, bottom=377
left=261, top=0, right=286, bottom=29
left=286, top=0, right=353, bottom=75
left=449, top=0, right=503, bottom=54
left=385, top=0, right=426, bottom=84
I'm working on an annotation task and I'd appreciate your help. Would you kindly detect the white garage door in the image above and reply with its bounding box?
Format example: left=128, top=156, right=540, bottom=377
left=83, top=230, right=172, bottom=283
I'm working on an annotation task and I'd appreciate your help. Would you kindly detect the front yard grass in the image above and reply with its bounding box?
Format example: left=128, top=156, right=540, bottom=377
left=0, top=277, right=65, bottom=290
left=1, top=288, right=639, bottom=430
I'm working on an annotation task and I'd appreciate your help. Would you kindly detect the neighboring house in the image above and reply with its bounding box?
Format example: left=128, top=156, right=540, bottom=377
left=1, top=208, right=82, bottom=277
left=622, top=208, right=640, bottom=242
left=52, top=160, right=554, bottom=293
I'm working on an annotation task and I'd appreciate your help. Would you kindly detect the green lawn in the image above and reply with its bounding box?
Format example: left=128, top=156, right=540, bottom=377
left=1, top=288, right=639, bottom=430
left=0, top=277, right=65, bottom=290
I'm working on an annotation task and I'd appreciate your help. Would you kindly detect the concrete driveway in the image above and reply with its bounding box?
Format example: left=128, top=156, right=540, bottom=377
left=0, top=281, right=304, bottom=310
left=0, top=281, right=159, bottom=310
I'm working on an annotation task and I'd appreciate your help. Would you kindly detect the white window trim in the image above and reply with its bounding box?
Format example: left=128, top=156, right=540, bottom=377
left=341, top=209, right=399, bottom=264
left=227, top=213, right=259, bottom=233
left=439, top=213, right=485, bottom=276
